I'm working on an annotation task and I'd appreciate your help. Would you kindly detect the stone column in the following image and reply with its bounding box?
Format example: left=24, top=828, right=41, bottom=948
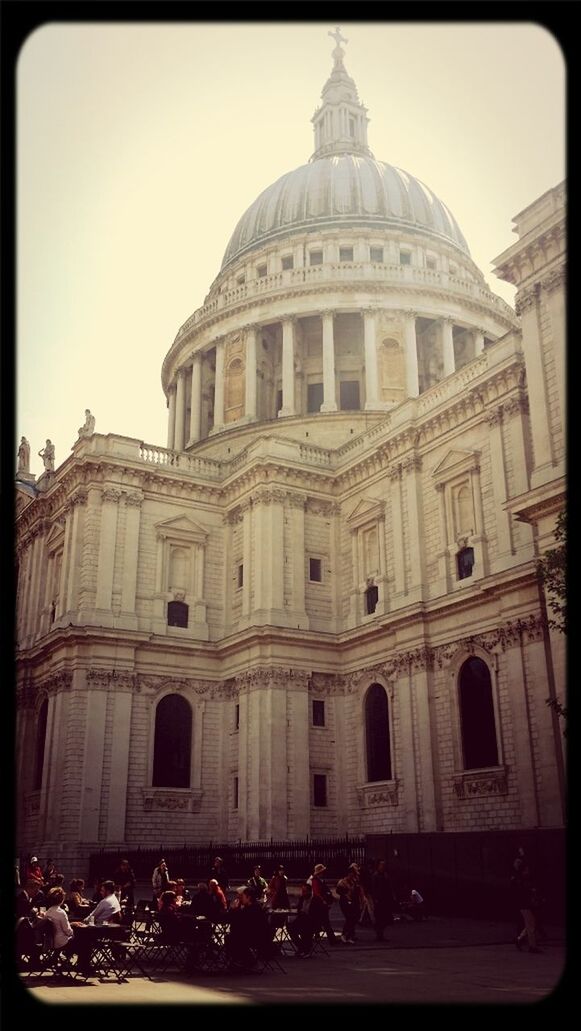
left=95, top=488, right=121, bottom=620
left=441, top=318, right=455, bottom=377
left=321, top=310, right=337, bottom=411
left=242, top=503, right=252, bottom=619
left=486, top=406, right=514, bottom=568
left=505, top=643, right=540, bottom=827
left=119, top=492, right=143, bottom=629
left=174, top=368, right=186, bottom=451
left=388, top=465, right=406, bottom=597
left=504, top=397, right=534, bottom=558
left=413, top=667, right=439, bottom=831
left=166, top=387, right=176, bottom=450
left=213, top=337, right=225, bottom=430
left=253, top=489, right=285, bottom=622
left=244, top=324, right=258, bottom=420
left=288, top=494, right=308, bottom=629
left=80, top=686, right=108, bottom=841
left=515, top=286, right=554, bottom=486
left=279, top=316, right=296, bottom=417
left=402, top=455, right=426, bottom=602
left=469, top=462, right=489, bottom=578
left=290, top=680, right=311, bottom=837
left=106, top=688, right=133, bottom=841
left=396, top=670, right=419, bottom=832
left=63, top=492, right=87, bottom=617
left=24, top=534, right=43, bottom=641
left=40, top=689, right=71, bottom=841
left=473, top=328, right=485, bottom=355
left=524, top=634, right=565, bottom=826
left=363, top=308, right=380, bottom=409
left=189, top=353, right=202, bottom=444
left=404, top=310, right=419, bottom=398
left=542, top=267, right=566, bottom=440
left=435, top=483, right=450, bottom=595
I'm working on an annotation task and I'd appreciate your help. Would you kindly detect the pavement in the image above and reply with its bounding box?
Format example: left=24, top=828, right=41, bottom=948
left=12, top=911, right=566, bottom=1008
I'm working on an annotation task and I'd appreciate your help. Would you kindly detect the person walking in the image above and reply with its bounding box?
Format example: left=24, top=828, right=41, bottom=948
left=208, top=856, right=229, bottom=894
left=515, top=864, right=541, bottom=953
left=309, top=863, right=339, bottom=945
left=151, top=858, right=170, bottom=903
left=371, top=859, right=395, bottom=941
left=112, top=858, right=136, bottom=910
left=336, top=866, right=362, bottom=943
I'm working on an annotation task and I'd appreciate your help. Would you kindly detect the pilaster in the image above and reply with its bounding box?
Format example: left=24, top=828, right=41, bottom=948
left=321, top=310, right=337, bottom=411
left=189, top=353, right=202, bottom=444
left=515, top=285, right=554, bottom=486
left=279, top=316, right=296, bottom=417
left=403, top=310, right=419, bottom=398
left=174, top=368, right=186, bottom=451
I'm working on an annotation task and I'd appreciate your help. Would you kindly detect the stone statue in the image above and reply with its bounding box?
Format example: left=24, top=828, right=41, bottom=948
left=17, top=436, right=30, bottom=474
left=38, top=439, right=55, bottom=472
left=78, top=409, right=96, bottom=438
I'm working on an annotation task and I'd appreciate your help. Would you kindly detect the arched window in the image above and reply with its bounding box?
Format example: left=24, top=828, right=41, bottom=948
left=365, top=583, right=378, bottom=614
left=365, top=683, right=392, bottom=782
left=459, top=657, right=498, bottom=769
left=34, top=698, right=48, bottom=791
left=152, top=694, right=192, bottom=788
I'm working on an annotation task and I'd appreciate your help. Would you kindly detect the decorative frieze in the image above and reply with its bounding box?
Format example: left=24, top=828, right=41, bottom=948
left=357, top=781, right=399, bottom=808
left=503, top=395, right=529, bottom=418
left=235, top=667, right=310, bottom=692
left=541, top=265, right=565, bottom=293
left=138, top=675, right=219, bottom=697
left=453, top=768, right=508, bottom=799
left=305, top=498, right=340, bottom=517
left=142, top=789, right=203, bottom=813
left=308, top=672, right=344, bottom=696
left=101, top=487, right=122, bottom=504
left=86, top=670, right=137, bottom=691
left=125, top=492, right=144, bottom=508
left=36, top=670, right=73, bottom=695
left=514, top=283, right=539, bottom=316
left=486, top=405, right=504, bottom=426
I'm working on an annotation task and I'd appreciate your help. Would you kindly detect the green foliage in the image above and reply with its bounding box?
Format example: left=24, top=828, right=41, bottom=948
left=545, top=697, right=567, bottom=738
left=536, top=509, right=566, bottom=635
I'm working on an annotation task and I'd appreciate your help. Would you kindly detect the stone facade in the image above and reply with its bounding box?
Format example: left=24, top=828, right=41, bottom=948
left=15, top=42, right=566, bottom=878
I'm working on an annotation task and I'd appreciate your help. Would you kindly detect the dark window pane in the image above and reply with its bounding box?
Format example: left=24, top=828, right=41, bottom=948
left=365, top=584, right=379, bottom=614
left=370, top=247, right=384, bottom=263
left=257, top=264, right=267, bottom=278
left=307, top=382, right=324, bottom=412
left=276, top=389, right=283, bottom=414
left=314, top=774, right=327, bottom=806
left=459, top=657, right=498, bottom=769
left=313, top=700, right=325, bottom=727
left=233, top=776, right=239, bottom=809
left=457, top=547, right=475, bottom=580
left=237, top=564, right=244, bottom=588
left=281, top=255, right=293, bottom=270
left=340, top=247, right=353, bottom=262
left=309, top=251, right=323, bottom=266
left=400, top=251, right=411, bottom=265
left=340, top=380, right=360, bottom=410
left=153, top=694, right=192, bottom=787
left=168, top=600, right=189, bottom=627
left=365, top=683, right=391, bottom=782
left=235, top=703, right=240, bottom=730
left=309, top=557, right=322, bottom=582
left=34, top=699, right=48, bottom=791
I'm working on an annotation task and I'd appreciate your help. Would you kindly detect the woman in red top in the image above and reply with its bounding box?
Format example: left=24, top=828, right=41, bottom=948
left=267, top=865, right=290, bottom=909
left=209, top=879, right=228, bottom=914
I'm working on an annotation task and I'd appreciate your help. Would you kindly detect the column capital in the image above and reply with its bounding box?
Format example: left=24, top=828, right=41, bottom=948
left=281, top=313, right=296, bottom=325
left=486, top=404, right=504, bottom=426
left=176, top=366, right=187, bottom=380
left=243, top=322, right=260, bottom=334
left=362, top=306, right=377, bottom=317
left=441, top=315, right=455, bottom=326
left=404, top=308, right=417, bottom=321
left=321, top=309, right=335, bottom=319
left=190, top=350, right=202, bottom=365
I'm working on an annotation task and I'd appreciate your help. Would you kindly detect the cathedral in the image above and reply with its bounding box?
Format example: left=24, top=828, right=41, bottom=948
left=16, top=35, right=566, bottom=878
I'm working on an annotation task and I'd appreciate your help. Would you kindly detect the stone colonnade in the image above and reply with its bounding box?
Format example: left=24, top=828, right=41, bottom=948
left=167, top=309, right=486, bottom=449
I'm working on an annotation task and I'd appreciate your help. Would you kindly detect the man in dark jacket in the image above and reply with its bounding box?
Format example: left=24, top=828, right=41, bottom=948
left=208, top=856, right=229, bottom=893
left=371, top=859, right=395, bottom=941
left=226, top=888, right=272, bottom=969
left=309, top=864, right=339, bottom=945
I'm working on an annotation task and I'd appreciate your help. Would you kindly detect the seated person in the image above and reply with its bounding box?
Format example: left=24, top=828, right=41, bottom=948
left=16, top=886, right=35, bottom=921
left=400, top=887, right=426, bottom=921
left=190, top=881, right=217, bottom=920
left=69, top=880, right=122, bottom=975
left=174, top=879, right=191, bottom=906
left=209, top=879, right=228, bottom=916
left=158, top=881, right=178, bottom=911
left=65, top=879, right=92, bottom=919
left=226, top=887, right=274, bottom=969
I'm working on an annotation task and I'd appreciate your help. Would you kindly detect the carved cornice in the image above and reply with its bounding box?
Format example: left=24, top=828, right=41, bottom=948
left=36, top=670, right=73, bottom=695
left=434, top=614, right=546, bottom=667
left=453, top=768, right=508, bottom=799
left=503, top=395, right=529, bottom=418
left=308, top=673, right=344, bottom=696
left=486, top=405, right=504, bottom=427
left=252, top=487, right=288, bottom=506
left=305, top=498, right=339, bottom=517
left=401, top=454, right=422, bottom=474
left=125, top=492, right=144, bottom=508
left=138, top=675, right=226, bottom=698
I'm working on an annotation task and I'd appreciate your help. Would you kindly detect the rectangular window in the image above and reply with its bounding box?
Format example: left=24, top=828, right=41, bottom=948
left=281, top=254, right=294, bottom=270
left=449, top=264, right=457, bottom=275
left=307, top=382, right=324, bottom=412
left=457, top=547, right=475, bottom=581
left=399, top=250, right=411, bottom=265
left=235, top=703, right=240, bottom=730
left=309, top=250, right=323, bottom=266
left=339, top=246, right=353, bottom=262
left=313, top=774, right=327, bottom=807
left=370, top=246, right=384, bottom=263
left=349, top=117, right=355, bottom=138
left=426, top=257, right=436, bottom=270
left=340, top=380, right=360, bottom=411
left=276, top=388, right=283, bottom=413
left=257, top=264, right=267, bottom=278
left=236, top=274, right=246, bottom=285
left=309, top=557, right=322, bottom=582
left=233, top=776, right=239, bottom=810
left=237, top=563, right=244, bottom=589
left=312, top=700, right=325, bottom=727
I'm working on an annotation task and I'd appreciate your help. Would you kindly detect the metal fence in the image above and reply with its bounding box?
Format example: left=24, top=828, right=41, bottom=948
left=88, top=835, right=366, bottom=885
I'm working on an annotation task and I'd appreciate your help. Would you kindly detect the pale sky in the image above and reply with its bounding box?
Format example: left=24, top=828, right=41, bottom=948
left=17, top=22, right=565, bottom=478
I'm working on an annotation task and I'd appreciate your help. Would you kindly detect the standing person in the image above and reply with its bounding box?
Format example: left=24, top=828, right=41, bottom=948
left=336, top=866, right=362, bottom=943
left=309, top=863, right=339, bottom=945
left=515, top=865, right=541, bottom=953
left=289, top=883, right=315, bottom=955
left=152, top=858, right=170, bottom=903
left=371, top=859, right=395, bottom=941
left=208, top=856, right=229, bottom=894
left=209, top=879, right=228, bottom=915
left=358, top=861, right=375, bottom=927
left=112, top=858, right=136, bottom=910
left=43, top=859, right=57, bottom=886
left=510, top=846, right=527, bottom=938
left=248, top=865, right=268, bottom=905
left=267, top=865, right=290, bottom=909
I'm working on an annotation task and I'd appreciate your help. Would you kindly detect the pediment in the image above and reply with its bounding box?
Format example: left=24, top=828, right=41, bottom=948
left=155, top=514, right=208, bottom=542
left=346, top=496, right=385, bottom=528
left=432, top=449, right=480, bottom=482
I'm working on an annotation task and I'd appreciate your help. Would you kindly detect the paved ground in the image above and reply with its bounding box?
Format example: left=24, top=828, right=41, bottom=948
left=14, top=915, right=566, bottom=1007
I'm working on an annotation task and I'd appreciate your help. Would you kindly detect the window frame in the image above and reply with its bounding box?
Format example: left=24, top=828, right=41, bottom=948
left=256, top=263, right=267, bottom=279
left=151, top=692, right=193, bottom=789
left=458, top=656, right=500, bottom=771
left=364, top=682, right=393, bottom=783
left=308, top=556, right=323, bottom=583
left=309, top=249, right=323, bottom=266
left=339, top=246, right=354, bottom=263
left=281, top=254, right=294, bottom=271
left=370, top=246, right=384, bottom=263
left=312, top=699, right=326, bottom=727
left=313, top=773, right=328, bottom=807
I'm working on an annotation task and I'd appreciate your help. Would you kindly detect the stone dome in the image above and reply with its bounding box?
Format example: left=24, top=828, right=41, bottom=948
left=221, top=154, right=470, bottom=271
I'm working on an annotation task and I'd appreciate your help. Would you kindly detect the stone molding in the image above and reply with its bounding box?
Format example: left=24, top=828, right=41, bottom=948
left=86, top=670, right=137, bottom=691
left=486, top=405, right=504, bottom=427
left=503, top=395, right=529, bottom=418
left=308, top=673, right=344, bottom=696
left=235, top=667, right=310, bottom=692
left=36, top=670, right=73, bottom=696
left=142, top=788, right=203, bottom=813
left=101, top=487, right=122, bottom=504
left=138, top=675, right=231, bottom=699
left=401, top=454, right=422, bottom=474
left=305, top=498, right=340, bottom=517
left=452, top=767, right=508, bottom=799
left=357, top=781, right=399, bottom=808
left=125, top=492, right=144, bottom=508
